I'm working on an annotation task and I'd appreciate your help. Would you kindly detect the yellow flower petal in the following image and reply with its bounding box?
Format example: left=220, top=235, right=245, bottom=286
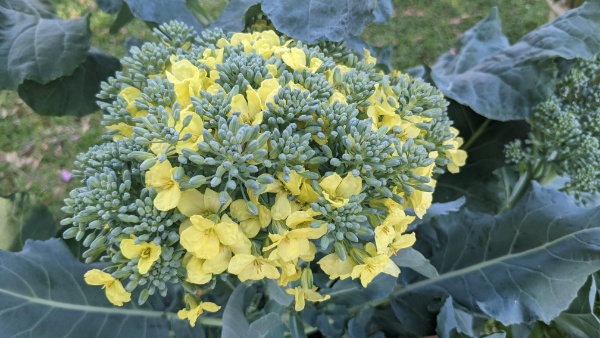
left=336, top=173, right=362, bottom=199
left=105, top=279, right=131, bottom=306
left=84, top=269, right=114, bottom=286
left=185, top=255, right=212, bottom=284
left=319, top=173, right=342, bottom=197
left=271, top=192, right=291, bottom=220
left=154, top=185, right=181, bottom=211
left=177, top=189, right=206, bottom=217
left=120, top=238, right=144, bottom=259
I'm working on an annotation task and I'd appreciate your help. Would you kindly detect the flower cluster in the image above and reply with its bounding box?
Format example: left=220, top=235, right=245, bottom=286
left=505, top=53, right=600, bottom=199
left=61, top=21, right=465, bottom=326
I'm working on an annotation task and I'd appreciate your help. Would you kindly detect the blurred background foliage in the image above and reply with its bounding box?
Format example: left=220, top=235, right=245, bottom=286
left=0, top=0, right=549, bottom=222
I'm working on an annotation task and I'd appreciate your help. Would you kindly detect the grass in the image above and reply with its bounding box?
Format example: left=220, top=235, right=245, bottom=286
left=0, top=0, right=549, bottom=222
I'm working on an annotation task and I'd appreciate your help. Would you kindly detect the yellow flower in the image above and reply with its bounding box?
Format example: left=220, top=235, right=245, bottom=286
left=145, top=160, right=181, bottom=211
left=227, top=254, right=280, bottom=282
left=286, top=210, right=320, bottom=229
left=166, top=60, right=204, bottom=107
left=278, top=264, right=302, bottom=286
left=351, top=243, right=400, bottom=287
left=84, top=269, right=131, bottom=306
left=374, top=209, right=416, bottom=255
left=180, top=214, right=243, bottom=259
left=183, top=253, right=212, bottom=285
left=230, top=191, right=271, bottom=238
left=281, top=47, right=322, bottom=72
left=445, top=128, right=467, bottom=173
left=199, top=48, right=224, bottom=71
left=265, top=170, right=313, bottom=220
left=183, top=246, right=232, bottom=285
left=120, top=237, right=162, bottom=274
left=256, top=78, right=281, bottom=108
left=402, top=153, right=437, bottom=218
left=177, top=188, right=231, bottom=218
left=230, top=88, right=264, bottom=126
left=319, top=173, right=362, bottom=208
left=177, top=299, right=221, bottom=327
left=364, top=48, right=377, bottom=65
left=286, top=285, right=331, bottom=311
left=175, top=111, right=204, bottom=154
left=317, top=253, right=356, bottom=280
left=380, top=115, right=422, bottom=141
left=263, top=224, right=327, bottom=262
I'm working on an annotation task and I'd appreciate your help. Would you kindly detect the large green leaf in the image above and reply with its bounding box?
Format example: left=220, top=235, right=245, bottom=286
left=211, top=0, right=261, bottom=33
left=0, top=0, right=56, bottom=17
left=124, top=0, right=204, bottom=32
left=431, top=1, right=600, bottom=121
left=431, top=8, right=509, bottom=95
left=436, top=296, right=505, bottom=338
left=222, top=283, right=249, bottom=338
left=553, top=274, right=600, bottom=338
left=17, top=47, right=121, bottom=116
left=96, top=0, right=123, bottom=14
left=261, top=0, right=376, bottom=44
left=372, top=0, right=392, bottom=24
left=0, top=6, right=91, bottom=90
left=246, top=313, right=287, bottom=338
left=390, top=183, right=600, bottom=336
left=0, top=192, right=55, bottom=252
left=0, top=239, right=206, bottom=337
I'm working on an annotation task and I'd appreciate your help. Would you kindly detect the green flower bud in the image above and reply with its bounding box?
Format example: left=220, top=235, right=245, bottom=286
left=140, top=158, right=157, bottom=170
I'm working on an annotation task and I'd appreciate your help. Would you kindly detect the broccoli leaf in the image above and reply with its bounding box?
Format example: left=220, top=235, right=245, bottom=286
left=0, top=239, right=205, bottom=337
left=553, top=274, right=600, bottom=338
left=124, top=0, right=204, bottom=33
left=211, top=0, right=261, bottom=33
left=17, top=47, right=121, bottom=116
left=391, top=183, right=600, bottom=336
left=0, top=6, right=91, bottom=90
left=431, top=1, right=600, bottom=121
left=261, top=0, right=376, bottom=44
left=96, top=0, right=122, bottom=14
left=0, top=192, right=55, bottom=252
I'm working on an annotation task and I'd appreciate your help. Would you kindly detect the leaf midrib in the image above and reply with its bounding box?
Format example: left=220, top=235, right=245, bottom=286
left=0, top=288, right=169, bottom=317
left=393, top=227, right=599, bottom=297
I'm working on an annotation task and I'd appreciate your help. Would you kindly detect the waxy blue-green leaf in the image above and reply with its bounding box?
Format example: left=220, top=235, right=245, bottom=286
left=124, top=0, right=204, bottom=33
left=431, top=1, right=600, bottom=121
left=96, top=0, right=122, bottom=14
left=211, top=0, right=261, bottom=33
left=0, top=6, right=92, bottom=90
left=0, top=192, right=55, bottom=252
left=289, top=312, right=308, bottom=338
left=17, top=47, right=121, bottom=116
left=373, top=0, right=392, bottom=24
left=0, top=239, right=206, bottom=337
left=265, top=279, right=293, bottom=306
left=391, top=183, right=600, bottom=336
left=246, top=313, right=288, bottom=338
left=261, top=0, right=376, bottom=44
left=0, top=0, right=56, bottom=17
left=391, top=247, right=438, bottom=279
left=553, top=274, right=600, bottom=338
left=436, top=296, right=505, bottom=338
left=222, top=283, right=249, bottom=338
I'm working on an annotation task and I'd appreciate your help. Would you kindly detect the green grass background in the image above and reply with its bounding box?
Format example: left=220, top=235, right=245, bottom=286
left=0, top=0, right=550, bottom=221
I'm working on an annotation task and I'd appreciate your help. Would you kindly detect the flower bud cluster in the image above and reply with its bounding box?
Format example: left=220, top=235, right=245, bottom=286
left=62, top=21, right=466, bottom=321
left=505, top=54, right=600, bottom=199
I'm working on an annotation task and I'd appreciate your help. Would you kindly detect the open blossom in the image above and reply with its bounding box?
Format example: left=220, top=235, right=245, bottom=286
left=84, top=269, right=131, bottom=306
left=120, top=237, right=162, bottom=274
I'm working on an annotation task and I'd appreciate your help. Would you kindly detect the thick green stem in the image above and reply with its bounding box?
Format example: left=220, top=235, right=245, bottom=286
left=462, top=119, right=492, bottom=150
left=500, top=168, right=533, bottom=213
